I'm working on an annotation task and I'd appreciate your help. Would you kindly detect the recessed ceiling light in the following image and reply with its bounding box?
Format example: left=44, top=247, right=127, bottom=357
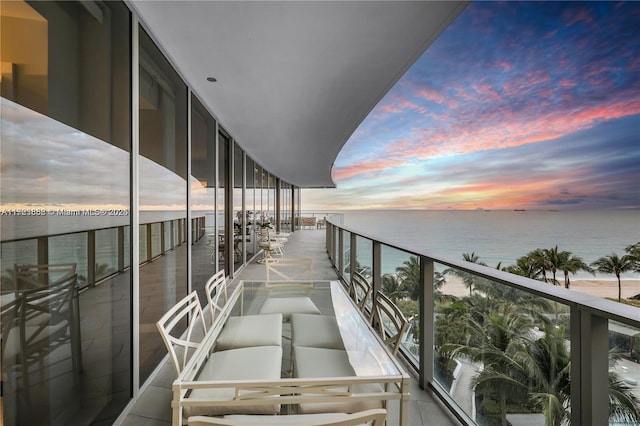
left=206, top=77, right=217, bottom=82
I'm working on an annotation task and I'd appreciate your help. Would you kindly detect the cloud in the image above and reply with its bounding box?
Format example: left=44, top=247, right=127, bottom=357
left=322, top=115, right=640, bottom=210
left=328, top=1, right=640, bottom=212
left=1, top=98, right=187, bottom=211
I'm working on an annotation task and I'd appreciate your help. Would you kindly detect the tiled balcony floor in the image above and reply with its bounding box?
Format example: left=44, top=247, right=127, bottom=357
left=120, top=229, right=462, bottom=426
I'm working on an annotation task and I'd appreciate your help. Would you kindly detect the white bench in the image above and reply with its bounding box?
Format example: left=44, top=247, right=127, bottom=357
left=165, top=281, right=410, bottom=426
left=188, top=408, right=388, bottom=425
left=293, top=347, right=384, bottom=414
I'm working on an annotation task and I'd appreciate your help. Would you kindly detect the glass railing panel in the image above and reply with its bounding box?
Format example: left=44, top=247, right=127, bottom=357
left=95, top=228, right=118, bottom=281
left=164, top=220, right=173, bottom=252
left=333, top=226, right=339, bottom=262
left=150, top=222, right=162, bottom=258
left=342, top=231, right=351, bottom=282
left=1, top=240, right=38, bottom=290
left=380, top=247, right=418, bottom=362
left=49, top=233, right=88, bottom=288
left=608, top=320, right=640, bottom=424
left=354, top=236, right=373, bottom=314
left=355, top=235, right=373, bottom=278
left=435, top=262, right=571, bottom=425
left=123, top=225, right=131, bottom=268
left=139, top=224, right=148, bottom=263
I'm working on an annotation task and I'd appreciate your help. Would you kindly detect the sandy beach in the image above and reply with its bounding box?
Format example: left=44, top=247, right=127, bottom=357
left=442, top=275, right=640, bottom=301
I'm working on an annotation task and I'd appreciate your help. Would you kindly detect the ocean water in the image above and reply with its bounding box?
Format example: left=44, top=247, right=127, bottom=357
left=336, top=209, right=640, bottom=280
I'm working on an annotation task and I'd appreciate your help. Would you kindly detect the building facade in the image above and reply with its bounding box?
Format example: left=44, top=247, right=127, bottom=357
left=1, top=2, right=299, bottom=424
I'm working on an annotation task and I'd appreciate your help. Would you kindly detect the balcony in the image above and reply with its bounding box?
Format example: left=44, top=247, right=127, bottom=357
left=123, top=228, right=461, bottom=426
left=124, top=220, right=639, bottom=425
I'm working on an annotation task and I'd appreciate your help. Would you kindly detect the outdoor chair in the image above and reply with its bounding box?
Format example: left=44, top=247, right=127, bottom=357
left=156, top=291, right=209, bottom=375
left=12, top=263, right=77, bottom=291
left=370, top=291, right=410, bottom=357
left=257, top=228, right=285, bottom=263
left=188, top=408, right=387, bottom=425
left=257, top=258, right=321, bottom=320
left=350, top=272, right=372, bottom=318
left=264, top=257, right=313, bottom=281
left=204, top=270, right=282, bottom=351
left=156, top=290, right=283, bottom=417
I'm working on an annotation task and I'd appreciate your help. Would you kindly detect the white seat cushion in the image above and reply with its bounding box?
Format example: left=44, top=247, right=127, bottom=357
left=184, top=346, right=283, bottom=416
left=215, top=313, right=282, bottom=350
left=259, top=297, right=320, bottom=320
left=294, top=347, right=355, bottom=377
left=220, top=413, right=348, bottom=425
left=294, top=347, right=383, bottom=414
left=292, top=314, right=344, bottom=350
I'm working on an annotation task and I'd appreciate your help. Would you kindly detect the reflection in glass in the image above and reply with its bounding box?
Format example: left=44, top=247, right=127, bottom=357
left=0, top=0, right=131, bottom=421
left=190, top=95, right=216, bottom=300
left=139, top=224, right=148, bottom=263
left=245, top=157, right=256, bottom=258
left=150, top=223, right=162, bottom=258
left=218, top=131, right=229, bottom=274
left=138, top=27, right=187, bottom=384
left=49, top=234, right=88, bottom=287
left=233, top=143, right=244, bottom=271
left=95, top=228, right=118, bottom=281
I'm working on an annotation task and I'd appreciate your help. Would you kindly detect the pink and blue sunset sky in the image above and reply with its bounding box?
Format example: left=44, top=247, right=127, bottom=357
left=302, top=1, right=640, bottom=211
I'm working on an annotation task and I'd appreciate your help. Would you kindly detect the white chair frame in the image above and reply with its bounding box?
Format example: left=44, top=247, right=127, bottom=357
left=371, top=291, right=409, bottom=357
left=170, top=281, right=410, bottom=426
left=156, top=291, right=208, bottom=375
left=188, top=408, right=387, bottom=425
left=265, top=257, right=313, bottom=281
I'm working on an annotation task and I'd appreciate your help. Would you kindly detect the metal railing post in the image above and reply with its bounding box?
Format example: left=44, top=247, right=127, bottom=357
left=419, top=256, right=435, bottom=388
left=350, top=232, right=357, bottom=278
left=338, top=228, right=344, bottom=276
left=571, top=307, right=609, bottom=425
left=372, top=240, right=382, bottom=297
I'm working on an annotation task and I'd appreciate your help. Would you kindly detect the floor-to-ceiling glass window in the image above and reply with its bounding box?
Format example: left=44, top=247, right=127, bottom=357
left=255, top=166, right=263, bottom=225
left=245, top=158, right=256, bottom=258
left=233, top=143, right=244, bottom=272
left=0, top=1, right=132, bottom=424
left=267, top=173, right=276, bottom=225
left=218, top=130, right=230, bottom=275
left=281, top=181, right=291, bottom=232
left=138, top=27, right=188, bottom=384
left=190, top=95, right=216, bottom=301
left=294, top=186, right=301, bottom=230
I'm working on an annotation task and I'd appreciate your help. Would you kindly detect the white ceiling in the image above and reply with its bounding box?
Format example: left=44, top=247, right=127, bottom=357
left=130, top=1, right=467, bottom=188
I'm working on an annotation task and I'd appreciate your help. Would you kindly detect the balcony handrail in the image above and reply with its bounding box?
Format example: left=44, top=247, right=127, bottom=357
left=327, top=219, right=640, bottom=328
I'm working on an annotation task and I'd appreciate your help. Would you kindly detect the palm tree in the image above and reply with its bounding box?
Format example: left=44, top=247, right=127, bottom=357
left=561, top=254, right=593, bottom=289
left=505, top=255, right=544, bottom=280
left=381, top=273, right=406, bottom=302
left=514, top=324, right=639, bottom=425
left=527, top=248, right=551, bottom=283
left=395, top=256, right=421, bottom=300
left=448, top=307, right=532, bottom=426
left=608, top=349, right=640, bottom=424
left=432, top=270, right=450, bottom=303
left=625, top=242, right=640, bottom=272
left=590, top=253, right=636, bottom=301
left=514, top=324, right=571, bottom=426
left=445, top=252, right=487, bottom=296
left=542, top=246, right=571, bottom=286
